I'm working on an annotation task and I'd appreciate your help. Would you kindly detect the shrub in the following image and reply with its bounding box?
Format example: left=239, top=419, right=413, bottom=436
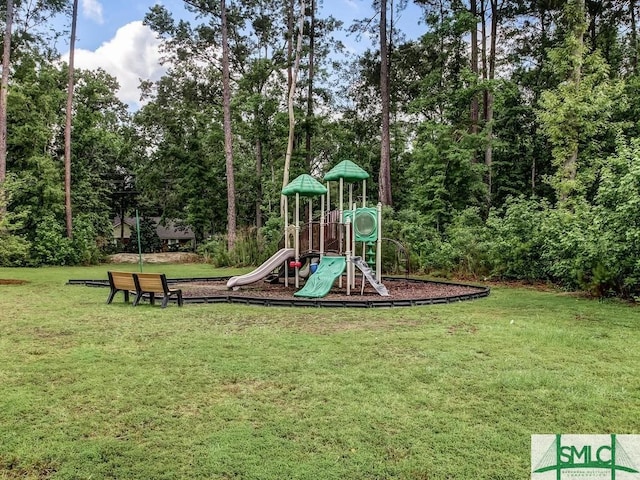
left=71, top=215, right=103, bottom=265
left=539, top=139, right=640, bottom=298
left=0, top=234, right=32, bottom=266
left=377, top=208, right=435, bottom=273
left=198, top=234, right=230, bottom=267
left=385, top=207, right=491, bottom=278
left=259, top=215, right=284, bottom=252
left=485, top=197, right=552, bottom=281
left=30, top=215, right=75, bottom=265
left=441, top=208, right=492, bottom=278
left=229, top=228, right=262, bottom=267
left=199, top=228, right=268, bottom=267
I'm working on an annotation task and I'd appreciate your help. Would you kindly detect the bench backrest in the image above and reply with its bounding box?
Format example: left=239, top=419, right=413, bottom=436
left=134, top=273, right=169, bottom=294
left=109, top=271, right=137, bottom=291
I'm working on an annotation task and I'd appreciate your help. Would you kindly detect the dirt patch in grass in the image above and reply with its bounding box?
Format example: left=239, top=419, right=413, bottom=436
left=291, top=318, right=425, bottom=335
left=0, top=456, right=58, bottom=479
left=447, top=322, right=479, bottom=335
left=0, top=279, right=28, bottom=285
left=107, top=252, right=202, bottom=264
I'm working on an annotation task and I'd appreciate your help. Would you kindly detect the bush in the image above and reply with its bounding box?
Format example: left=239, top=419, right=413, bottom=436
left=440, top=208, right=492, bottom=278
left=0, top=234, right=32, bottom=266
left=383, top=208, right=491, bottom=278
left=485, top=197, right=552, bottom=281
left=22, top=214, right=105, bottom=266
left=30, top=215, right=75, bottom=265
left=199, top=228, right=268, bottom=267
left=198, top=235, right=230, bottom=266
left=229, top=228, right=262, bottom=267
left=71, top=215, right=103, bottom=265
left=539, top=145, right=640, bottom=298
left=384, top=208, right=437, bottom=273
left=259, top=216, right=284, bottom=257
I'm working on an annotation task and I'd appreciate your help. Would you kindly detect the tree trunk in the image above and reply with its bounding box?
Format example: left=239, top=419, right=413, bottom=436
left=287, top=0, right=294, bottom=92
left=481, top=0, right=488, bottom=119
left=255, top=138, right=262, bottom=229
left=0, top=0, right=13, bottom=215
left=631, top=0, right=638, bottom=71
left=531, top=158, right=536, bottom=193
left=281, top=0, right=306, bottom=216
left=64, top=0, right=78, bottom=239
left=470, top=0, right=479, bottom=136
left=565, top=0, right=585, bottom=191
left=221, top=0, right=236, bottom=250
left=534, top=7, right=547, bottom=192
left=305, top=0, right=315, bottom=170
left=483, top=0, right=498, bottom=207
left=378, top=0, right=392, bottom=206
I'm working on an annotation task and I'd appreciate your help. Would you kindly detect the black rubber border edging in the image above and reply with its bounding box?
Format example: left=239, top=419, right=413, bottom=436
left=67, top=276, right=490, bottom=308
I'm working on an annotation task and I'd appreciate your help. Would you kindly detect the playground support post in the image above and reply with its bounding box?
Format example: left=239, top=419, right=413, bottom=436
left=362, top=179, right=366, bottom=208
left=339, top=178, right=344, bottom=219
left=308, top=198, right=312, bottom=253
left=339, top=177, right=344, bottom=256
left=326, top=180, right=330, bottom=222
left=351, top=202, right=357, bottom=289
left=346, top=218, right=352, bottom=296
left=376, top=202, right=382, bottom=282
left=320, top=194, right=325, bottom=259
left=338, top=178, right=344, bottom=287
left=295, top=192, right=300, bottom=289
left=284, top=196, right=289, bottom=287
left=361, top=180, right=367, bottom=266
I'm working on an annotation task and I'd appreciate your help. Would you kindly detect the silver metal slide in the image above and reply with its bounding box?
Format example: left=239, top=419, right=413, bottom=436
left=226, top=248, right=295, bottom=289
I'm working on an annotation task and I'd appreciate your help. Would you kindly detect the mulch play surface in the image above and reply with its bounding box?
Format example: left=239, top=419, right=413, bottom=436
left=175, top=277, right=485, bottom=302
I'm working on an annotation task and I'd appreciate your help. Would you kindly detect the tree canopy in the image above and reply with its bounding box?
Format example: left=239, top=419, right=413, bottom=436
left=2, top=0, right=640, bottom=298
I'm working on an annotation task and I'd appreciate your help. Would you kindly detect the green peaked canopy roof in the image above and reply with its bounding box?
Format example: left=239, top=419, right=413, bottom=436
left=323, top=160, right=369, bottom=182
left=281, top=174, right=327, bottom=197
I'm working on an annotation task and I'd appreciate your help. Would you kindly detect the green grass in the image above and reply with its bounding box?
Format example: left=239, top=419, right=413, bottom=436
left=1, top=264, right=639, bottom=479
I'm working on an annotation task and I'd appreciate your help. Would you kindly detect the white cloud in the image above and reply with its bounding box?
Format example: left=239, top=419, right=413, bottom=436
left=343, top=0, right=359, bottom=11
left=67, top=21, right=166, bottom=109
left=82, top=0, right=104, bottom=24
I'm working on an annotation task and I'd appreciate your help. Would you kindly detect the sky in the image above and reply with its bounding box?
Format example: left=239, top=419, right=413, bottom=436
left=59, top=0, right=424, bottom=109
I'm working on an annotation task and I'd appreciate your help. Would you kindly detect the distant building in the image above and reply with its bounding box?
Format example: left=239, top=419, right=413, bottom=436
left=112, top=217, right=196, bottom=251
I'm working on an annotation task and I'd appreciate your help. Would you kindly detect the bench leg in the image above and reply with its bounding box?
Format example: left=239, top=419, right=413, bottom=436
left=160, top=290, right=183, bottom=308
left=124, top=290, right=130, bottom=303
left=149, top=293, right=155, bottom=306
left=133, top=292, right=142, bottom=307
left=106, top=288, right=117, bottom=304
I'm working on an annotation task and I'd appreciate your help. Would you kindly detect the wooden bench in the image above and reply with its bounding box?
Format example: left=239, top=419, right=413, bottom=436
left=106, top=271, right=137, bottom=305
left=132, top=272, right=183, bottom=308
left=106, top=271, right=183, bottom=308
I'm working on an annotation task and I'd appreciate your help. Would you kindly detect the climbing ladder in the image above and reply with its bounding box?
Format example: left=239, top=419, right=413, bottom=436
left=352, top=256, right=389, bottom=296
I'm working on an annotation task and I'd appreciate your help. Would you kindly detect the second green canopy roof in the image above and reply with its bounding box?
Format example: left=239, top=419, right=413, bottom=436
left=323, top=160, right=369, bottom=182
left=281, top=174, right=328, bottom=197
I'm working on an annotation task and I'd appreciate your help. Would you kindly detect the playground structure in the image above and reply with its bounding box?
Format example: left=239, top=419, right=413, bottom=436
left=226, top=160, right=389, bottom=298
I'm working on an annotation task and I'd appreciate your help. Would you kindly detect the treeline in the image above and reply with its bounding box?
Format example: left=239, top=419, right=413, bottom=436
left=1, top=0, right=639, bottom=298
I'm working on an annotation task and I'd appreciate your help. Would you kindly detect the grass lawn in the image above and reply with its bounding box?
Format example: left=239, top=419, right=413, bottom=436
left=1, top=264, right=639, bottom=479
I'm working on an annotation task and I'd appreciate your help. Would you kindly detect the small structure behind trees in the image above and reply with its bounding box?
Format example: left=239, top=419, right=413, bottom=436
left=112, top=217, right=196, bottom=253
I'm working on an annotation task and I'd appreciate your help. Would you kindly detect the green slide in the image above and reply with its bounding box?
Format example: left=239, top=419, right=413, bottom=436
left=294, top=256, right=346, bottom=298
